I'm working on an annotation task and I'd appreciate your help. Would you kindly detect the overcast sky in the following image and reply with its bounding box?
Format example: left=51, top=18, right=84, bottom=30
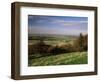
left=28, top=15, right=88, bottom=36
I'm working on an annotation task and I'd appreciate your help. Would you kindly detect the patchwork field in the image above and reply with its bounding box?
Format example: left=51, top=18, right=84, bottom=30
left=28, top=35, right=76, bottom=46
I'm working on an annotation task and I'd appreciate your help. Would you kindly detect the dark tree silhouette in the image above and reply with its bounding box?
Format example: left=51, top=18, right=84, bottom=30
left=79, top=33, right=84, bottom=51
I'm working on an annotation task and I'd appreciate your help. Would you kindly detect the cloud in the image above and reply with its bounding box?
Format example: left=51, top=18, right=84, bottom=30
left=62, top=21, right=87, bottom=27
left=50, top=19, right=87, bottom=27
left=28, top=15, right=88, bottom=35
left=28, top=15, right=88, bottom=28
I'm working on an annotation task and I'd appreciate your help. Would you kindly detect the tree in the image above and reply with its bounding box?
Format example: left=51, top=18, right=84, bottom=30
left=73, top=33, right=88, bottom=52
left=79, top=33, right=84, bottom=51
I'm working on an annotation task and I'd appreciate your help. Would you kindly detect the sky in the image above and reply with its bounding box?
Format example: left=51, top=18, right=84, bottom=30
left=28, top=15, right=88, bottom=36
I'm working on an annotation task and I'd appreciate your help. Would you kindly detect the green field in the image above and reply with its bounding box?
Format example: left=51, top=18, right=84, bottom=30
left=28, top=35, right=77, bottom=46
left=28, top=51, right=87, bottom=66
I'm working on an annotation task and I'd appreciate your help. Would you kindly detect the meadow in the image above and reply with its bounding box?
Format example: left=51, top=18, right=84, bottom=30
left=28, top=52, right=87, bottom=66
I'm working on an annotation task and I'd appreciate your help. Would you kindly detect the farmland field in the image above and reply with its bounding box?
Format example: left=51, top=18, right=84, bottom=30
left=28, top=51, right=87, bottom=66
left=28, top=34, right=88, bottom=66
left=28, top=35, right=77, bottom=45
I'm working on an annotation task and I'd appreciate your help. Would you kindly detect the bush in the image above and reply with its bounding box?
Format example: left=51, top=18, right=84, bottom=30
left=28, top=44, right=35, bottom=55
left=48, top=45, right=67, bottom=54
left=47, top=44, right=75, bottom=55
left=28, top=40, right=51, bottom=55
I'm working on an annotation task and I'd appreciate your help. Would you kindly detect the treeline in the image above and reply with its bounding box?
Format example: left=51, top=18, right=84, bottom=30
left=28, top=33, right=88, bottom=56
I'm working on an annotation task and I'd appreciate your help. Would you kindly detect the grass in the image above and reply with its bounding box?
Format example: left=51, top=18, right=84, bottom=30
left=28, top=51, right=88, bottom=66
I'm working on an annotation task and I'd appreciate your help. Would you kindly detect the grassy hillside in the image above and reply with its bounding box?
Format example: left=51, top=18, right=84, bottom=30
left=28, top=51, right=87, bottom=66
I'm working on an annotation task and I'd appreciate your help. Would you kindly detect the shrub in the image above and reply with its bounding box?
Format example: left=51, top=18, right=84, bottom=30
left=28, top=44, right=35, bottom=55
left=28, top=40, right=51, bottom=55
left=48, top=45, right=67, bottom=54
left=47, top=44, right=74, bottom=55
